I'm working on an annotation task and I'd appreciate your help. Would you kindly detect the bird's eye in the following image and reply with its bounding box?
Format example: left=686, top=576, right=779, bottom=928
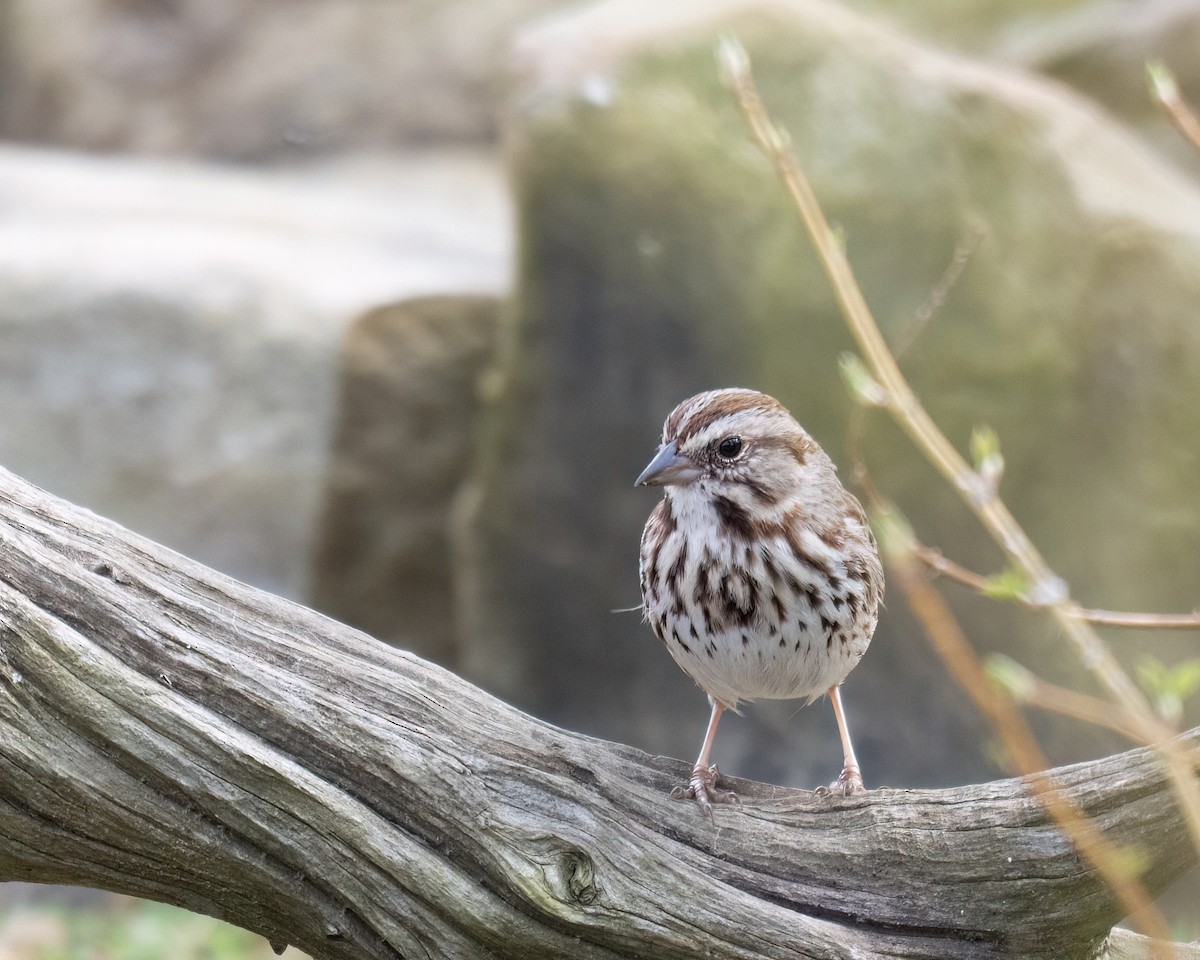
left=716, top=436, right=743, bottom=460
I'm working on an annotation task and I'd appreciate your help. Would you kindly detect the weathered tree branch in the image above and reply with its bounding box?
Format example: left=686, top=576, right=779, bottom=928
left=0, top=466, right=1196, bottom=960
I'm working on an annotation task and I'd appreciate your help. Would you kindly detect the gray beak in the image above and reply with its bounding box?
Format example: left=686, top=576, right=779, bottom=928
left=635, top=439, right=703, bottom=487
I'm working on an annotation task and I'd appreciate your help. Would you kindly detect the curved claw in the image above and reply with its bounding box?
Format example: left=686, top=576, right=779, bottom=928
left=817, top=762, right=866, bottom=798
left=671, top=763, right=739, bottom=820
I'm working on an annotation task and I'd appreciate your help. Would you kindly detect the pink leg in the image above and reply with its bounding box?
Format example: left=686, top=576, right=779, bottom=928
left=821, top=684, right=866, bottom=796
left=671, top=696, right=739, bottom=816
left=694, top=696, right=724, bottom=770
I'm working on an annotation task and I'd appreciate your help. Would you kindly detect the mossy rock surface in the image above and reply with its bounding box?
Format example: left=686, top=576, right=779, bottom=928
left=462, top=0, right=1200, bottom=790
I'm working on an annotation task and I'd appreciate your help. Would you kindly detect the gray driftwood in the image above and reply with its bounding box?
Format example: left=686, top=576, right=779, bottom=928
left=0, top=465, right=1196, bottom=960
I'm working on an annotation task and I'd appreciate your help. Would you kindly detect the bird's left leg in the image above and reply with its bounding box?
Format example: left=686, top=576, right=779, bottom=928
left=821, top=683, right=866, bottom=796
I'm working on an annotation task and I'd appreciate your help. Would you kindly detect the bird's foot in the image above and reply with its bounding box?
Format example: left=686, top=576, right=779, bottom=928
left=671, top=763, right=739, bottom=819
left=815, top=762, right=865, bottom=798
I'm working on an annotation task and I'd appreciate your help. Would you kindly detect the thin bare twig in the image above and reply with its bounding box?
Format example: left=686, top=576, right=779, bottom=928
left=880, top=517, right=1174, bottom=950
left=917, top=547, right=1200, bottom=630
left=1149, top=61, right=1200, bottom=157
left=718, top=35, right=1200, bottom=949
left=1003, top=664, right=1149, bottom=743
left=894, top=223, right=985, bottom=359
left=914, top=546, right=990, bottom=591
left=911, top=554, right=1184, bottom=735
left=1071, top=606, right=1200, bottom=630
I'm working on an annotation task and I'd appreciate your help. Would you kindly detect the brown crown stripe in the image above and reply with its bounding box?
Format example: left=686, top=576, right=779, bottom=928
left=666, top=390, right=786, bottom=444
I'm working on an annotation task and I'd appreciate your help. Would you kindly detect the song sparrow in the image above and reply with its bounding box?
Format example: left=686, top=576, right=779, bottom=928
left=637, top=388, right=883, bottom=814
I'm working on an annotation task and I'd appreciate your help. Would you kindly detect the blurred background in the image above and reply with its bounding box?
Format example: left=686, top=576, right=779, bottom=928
left=1, top=0, right=1199, bottom=954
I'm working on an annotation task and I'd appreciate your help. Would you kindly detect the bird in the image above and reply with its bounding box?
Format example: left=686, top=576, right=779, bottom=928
left=636, top=388, right=883, bottom=814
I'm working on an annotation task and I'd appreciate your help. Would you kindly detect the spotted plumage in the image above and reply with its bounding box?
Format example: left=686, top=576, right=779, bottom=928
left=636, top=388, right=883, bottom=814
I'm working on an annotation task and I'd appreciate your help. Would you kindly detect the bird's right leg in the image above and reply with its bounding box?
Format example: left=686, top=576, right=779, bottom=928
left=671, top=696, right=739, bottom=816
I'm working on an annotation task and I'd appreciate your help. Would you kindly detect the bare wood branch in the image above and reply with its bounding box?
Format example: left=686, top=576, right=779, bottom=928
left=0, top=473, right=1198, bottom=960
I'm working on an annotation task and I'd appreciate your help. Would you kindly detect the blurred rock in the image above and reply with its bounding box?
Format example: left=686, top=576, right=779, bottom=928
left=0, top=146, right=510, bottom=601
left=1001, top=0, right=1200, bottom=179
left=0, top=0, right=567, bottom=160
left=842, top=0, right=1091, bottom=50
left=310, top=295, right=499, bottom=663
left=841, top=0, right=1200, bottom=179
left=461, top=0, right=1200, bottom=791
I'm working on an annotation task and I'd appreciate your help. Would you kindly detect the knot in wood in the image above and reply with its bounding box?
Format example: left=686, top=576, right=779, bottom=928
left=560, top=848, right=599, bottom=905
left=90, top=561, right=132, bottom=584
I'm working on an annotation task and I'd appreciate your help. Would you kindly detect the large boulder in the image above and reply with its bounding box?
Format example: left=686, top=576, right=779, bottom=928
left=459, top=0, right=1200, bottom=791
left=1002, top=0, right=1200, bottom=179
left=0, top=147, right=509, bottom=605
left=310, top=295, right=500, bottom=661
left=0, top=0, right=567, bottom=159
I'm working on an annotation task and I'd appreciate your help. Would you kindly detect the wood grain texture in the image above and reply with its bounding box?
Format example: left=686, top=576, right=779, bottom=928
left=0, top=465, right=1196, bottom=960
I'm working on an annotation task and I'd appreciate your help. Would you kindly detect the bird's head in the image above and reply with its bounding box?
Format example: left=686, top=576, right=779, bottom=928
left=635, top=388, right=829, bottom=508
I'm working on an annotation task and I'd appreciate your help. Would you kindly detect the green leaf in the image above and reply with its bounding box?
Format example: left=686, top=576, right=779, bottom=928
left=1147, top=60, right=1178, bottom=103
left=980, top=565, right=1030, bottom=602
left=838, top=352, right=888, bottom=406
left=715, top=35, right=750, bottom=88
left=970, top=423, right=1000, bottom=465
left=970, top=423, right=1004, bottom=490
left=1135, top=656, right=1200, bottom=725
left=986, top=654, right=1035, bottom=700
left=867, top=501, right=915, bottom=562
left=1107, top=843, right=1150, bottom=881
left=1167, top=659, right=1200, bottom=699
left=830, top=221, right=848, bottom=253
